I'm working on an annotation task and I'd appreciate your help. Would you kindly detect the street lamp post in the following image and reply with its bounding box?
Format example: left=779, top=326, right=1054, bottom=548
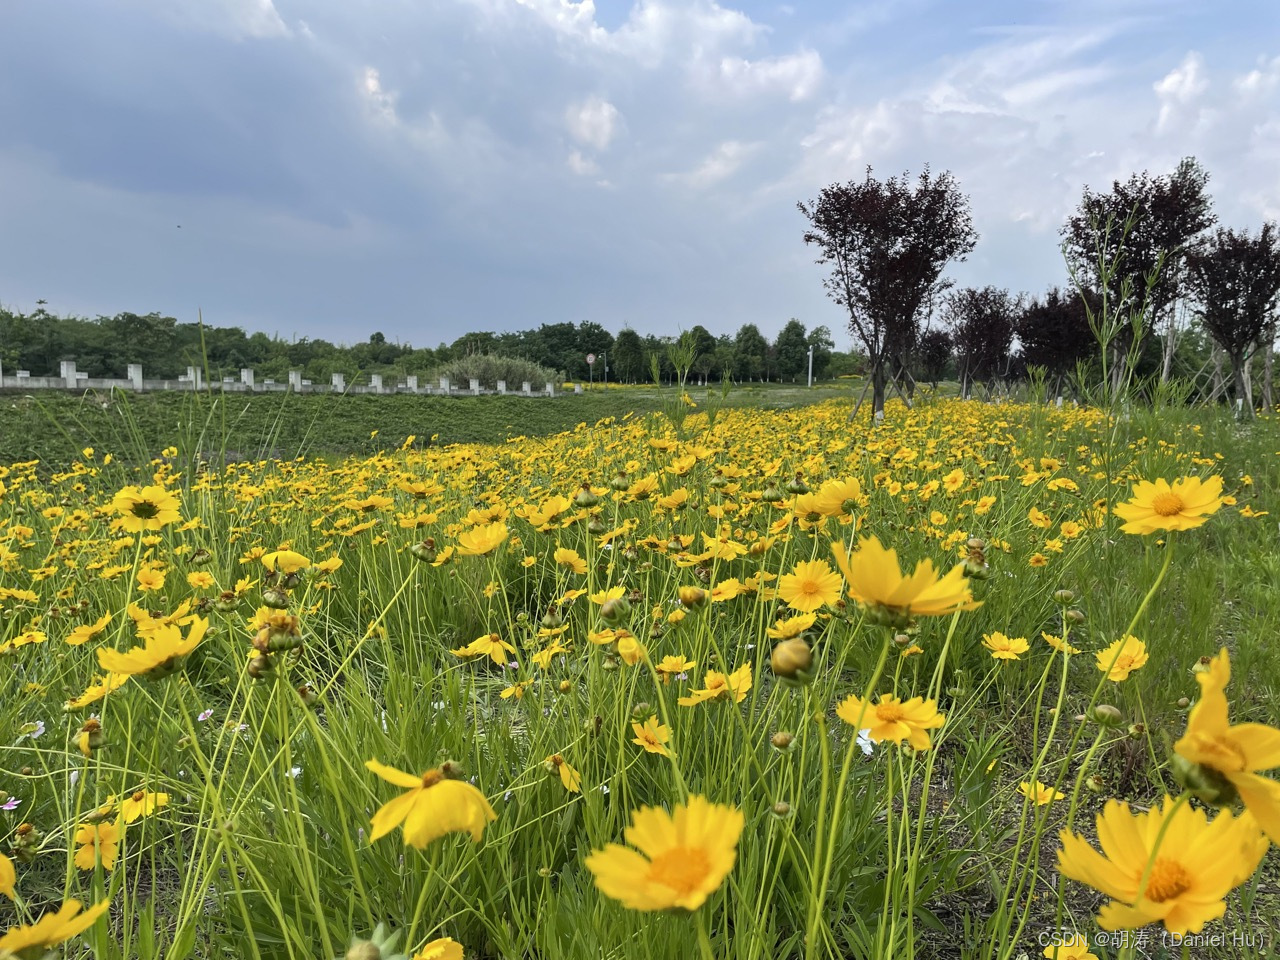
left=807, top=344, right=814, bottom=388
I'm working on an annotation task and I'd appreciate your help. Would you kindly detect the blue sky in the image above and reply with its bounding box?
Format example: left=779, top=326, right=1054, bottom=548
left=1, top=0, right=1276, bottom=349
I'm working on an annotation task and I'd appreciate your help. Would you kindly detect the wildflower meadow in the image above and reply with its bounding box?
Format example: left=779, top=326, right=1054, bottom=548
left=1, top=385, right=1278, bottom=960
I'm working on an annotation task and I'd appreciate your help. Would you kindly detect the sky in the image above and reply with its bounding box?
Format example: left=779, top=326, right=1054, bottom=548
left=1, top=0, right=1277, bottom=350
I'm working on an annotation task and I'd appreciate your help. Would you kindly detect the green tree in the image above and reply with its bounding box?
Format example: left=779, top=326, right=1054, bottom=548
left=774, top=319, right=809, bottom=381
left=732, top=324, right=769, bottom=381
left=611, top=328, right=645, bottom=383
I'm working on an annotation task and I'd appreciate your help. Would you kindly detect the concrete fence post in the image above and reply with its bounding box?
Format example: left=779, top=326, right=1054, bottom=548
left=470, top=378, right=481, bottom=395
left=522, top=381, right=532, bottom=395
left=127, top=363, right=144, bottom=391
left=497, top=380, right=506, bottom=394
left=60, top=360, right=78, bottom=389
left=406, top=375, right=418, bottom=392
left=440, top=377, right=450, bottom=393
left=331, top=372, right=345, bottom=392
left=288, top=370, right=303, bottom=392
left=370, top=374, right=383, bottom=394
left=241, top=368, right=255, bottom=389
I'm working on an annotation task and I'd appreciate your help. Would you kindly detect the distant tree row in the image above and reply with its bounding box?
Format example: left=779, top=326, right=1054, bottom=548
left=0, top=305, right=847, bottom=388
left=800, top=159, right=1280, bottom=416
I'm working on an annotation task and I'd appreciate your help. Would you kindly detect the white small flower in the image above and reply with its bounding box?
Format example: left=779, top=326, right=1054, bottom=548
left=197, top=709, right=214, bottom=722
left=857, top=729, right=875, bottom=757
left=288, top=766, right=303, bottom=779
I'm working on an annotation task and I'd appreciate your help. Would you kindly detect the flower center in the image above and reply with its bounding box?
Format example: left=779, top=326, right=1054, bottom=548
left=421, top=770, right=444, bottom=789
left=876, top=701, right=905, bottom=723
left=1151, top=492, right=1184, bottom=517
left=647, top=847, right=710, bottom=897
left=1144, top=857, right=1192, bottom=902
left=131, top=500, right=160, bottom=519
left=131, top=790, right=146, bottom=802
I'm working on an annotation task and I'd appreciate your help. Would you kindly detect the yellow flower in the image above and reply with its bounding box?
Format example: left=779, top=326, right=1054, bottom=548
left=591, top=586, right=625, bottom=605
left=766, top=611, right=816, bottom=639
left=365, top=759, right=497, bottom=848
left=97, top=617, right=208, bottom=677
left=413, top=938, right=464, bottom=960
left=655, top=655, right=696, bottom=683
left=1018, top=781, right=1064, bottom=805
left=0, top=899, right=111, bottom=953
left=262, top=550, right=311, bottom=574
left=776, top=559, right=843, bottom=613
left=545, top=754, right=581, bottom=793
left=1057, top=796, right=1266, bottom=934
left=111, top=484, right=181, bottom=532
left=117, top=789, right=169, bottom=823
left=135, top=567, right=166, bottom=593
left=66, top=612, right=112, bottom=647
left=1096, top=635, right=1148, bottom=682
left=616, top=635, right=646, bottom=666
left=1174, top=648, right=1280, bottom=844
left=553, top=547, right=587, bottom=575
left=454, top=633, right=516, bottom=665
left=1042, top=933, right=1098, bottom=960
left=1028, top=506, right=1052, bottom=529
left=456, top=522, right=508, bottom=556
left=678, top=664, right=752, bottom=706
left=1113, top=476, right=1224, bottom=534
left=836, top=693, right=945, bottom=751
left=1041, top=632, right=1082, bottom=655
left=584, top=796, right=743, bottom=911
left=65, top=673, right=130, bottom=710
left=73, top=821, right=120, bottom=871
left=631, top=716, right=674, bottom=757
left=186, top=571, right=215, bottom=589
left=0, top=851, right=14, bottom=900
left=982, top=632, right=1029, bottom=660
left=830, top=537, right=979, bottom=622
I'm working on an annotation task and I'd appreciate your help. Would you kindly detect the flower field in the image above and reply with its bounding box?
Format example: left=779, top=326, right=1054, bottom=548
left=1, top=395, right=1278, bottom=960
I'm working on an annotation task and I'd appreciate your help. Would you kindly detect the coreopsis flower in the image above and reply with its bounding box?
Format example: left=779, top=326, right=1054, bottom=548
left=136, top=567, right=166, bottom=593
left=830, top=537, right=979, bottom=624
left=836, top=693, right=945, bottom=751
left=97, top=617, right=208, bottom=678
left=1113, top=476, right=1224, bottom=534
left=584, top=796, right=743, bottom=911
left=111, top=483, right=181, bottom=532
left=1042, top=934, right=1098, bottom=960
left=1041, top=632, right=1082, bottom=655
left=1173, top=648, right=1280, bottom=843
left=365, top=759, right=497, bottom=847
left=813, top=477, right=863, bottom=518
left=1019, top=781, right=1064, bottom=805
left=453, top=633, right=516, bottom=665
left=776, top=560, right=843, bottom=613
left=1057, top=796, right=1266, bottom=934
left=616, top=635, right=646, bottom=666
left=0, top=899, right=110, bottom=953
left=766, top=612, right=817, bottom=639
left=66, top=612, right=112, bottom=647
left=631, top=716, right=674, bottom=757
left=414, top=938, right=464, bottom=960
left=678, top=664, right=752, bottom=706
left=0, top=851, right=14, bottom=900
left=545, top=754, right=581, bottom=793
left=553, top=547, right=587, bottom=575
left=261, top=550, right=311, bottom=574
left=117, top=789, right=169, bottom=823
left=1096, top=635, right=1148, bottom=682
left=73, top=821, right=120, bottom=872
left=655, top=655, right=696, bottom=683
left=983, top=632, right=1029, bottom=660
left=456, top=522, right=508, bottom=556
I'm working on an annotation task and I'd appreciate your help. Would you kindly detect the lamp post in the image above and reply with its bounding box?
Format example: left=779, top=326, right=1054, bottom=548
left=807, top=344, right=814, bottom=388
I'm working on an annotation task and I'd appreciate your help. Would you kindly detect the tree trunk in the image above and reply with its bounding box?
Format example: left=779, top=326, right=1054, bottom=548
left=1243, top=351, right=1255, bottom=413
left=1210, top=347, right=1225, bottom=403
left=1264, top=341, right=1274, bottom=414
left=1232, top=355, right=1253, bottom=420
left=872, top=360, right=887, bottom=418
left=1161, top=304, right=1177, bottom=382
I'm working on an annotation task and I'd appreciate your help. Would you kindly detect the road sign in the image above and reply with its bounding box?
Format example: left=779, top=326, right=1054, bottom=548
left=587, top=353, right=596, bottom=365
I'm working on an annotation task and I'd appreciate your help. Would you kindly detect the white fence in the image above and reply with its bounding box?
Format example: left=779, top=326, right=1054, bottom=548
left=0, top=362, right=558, bottom=397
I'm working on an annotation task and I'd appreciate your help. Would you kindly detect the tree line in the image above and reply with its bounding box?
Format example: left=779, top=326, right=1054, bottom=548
left=0, top=306, right=847, bottom=387
left=800, top=158, right=1280, bottom=417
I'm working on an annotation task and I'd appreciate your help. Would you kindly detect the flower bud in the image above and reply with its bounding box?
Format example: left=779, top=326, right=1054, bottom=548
left=600, top=596, right=631, bottom=625
left=785, top=473, right=809, bottom=495
left=1176, top=697, right=1190, bottom=710
left=1127, top=723, right=1146, bottom=739
left=770, top=731, right=795, bottom=752
left=247, top=654, right=274, bottom=679
left=574, top=484, right=601, bottom=508
left=770, top=638, right=813, bottom=682
left=409, top=539, right=438, bottom=563
left=1085, top=774, right=1106, bottom=794
left=761, top=484, right=783, bottom=503
left=1053, top=589, right=1076, bottom=605
left=1170, top=753, right=1240, bottom=807
left=771, top=801, right=792, bottom=819
left=631, top=702, right=652, bottom=721
left=609, top=472, right=630, bottom=492
left=586, top=517, right=608, bottom=536
left=297, top=684, right=320, bottom=708
left=541, top=607, right=563, bottom=630
left=678, top=586, right=707, bottom=608
left=214, top=591, right=239, bottom=614
left=1064, top=608, right=1086, bottom=625
left=440, top=760, right=466, bottom=780
left=893, top=633, right=912, bottom=646
left=1089, top=704, right=1124, bottom=727
left=345, top=941, right=383, bottom=960
left=190, top=548, right=213, bottom=566
left=558, top=680, right=572, bottom=694
left=261, top=587, right=290, bottom=610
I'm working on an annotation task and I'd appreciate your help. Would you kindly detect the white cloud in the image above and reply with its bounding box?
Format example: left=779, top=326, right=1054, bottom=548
left=1154, top=51, right=1208, bottom=132
left=567, top=149, right=600, bottom=176
left=668, top=140, right=757, bottom=188
left=362, top=67, right=398, bottom=125
left=565, top=96, right=621, bottom=150
left=714, top=50, right=823, bottom=101
left=138, top=0, right=289, bottom=40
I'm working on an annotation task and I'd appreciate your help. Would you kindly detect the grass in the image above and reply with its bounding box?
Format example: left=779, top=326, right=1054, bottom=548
left=0, top=386, right=1278, bottom=960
